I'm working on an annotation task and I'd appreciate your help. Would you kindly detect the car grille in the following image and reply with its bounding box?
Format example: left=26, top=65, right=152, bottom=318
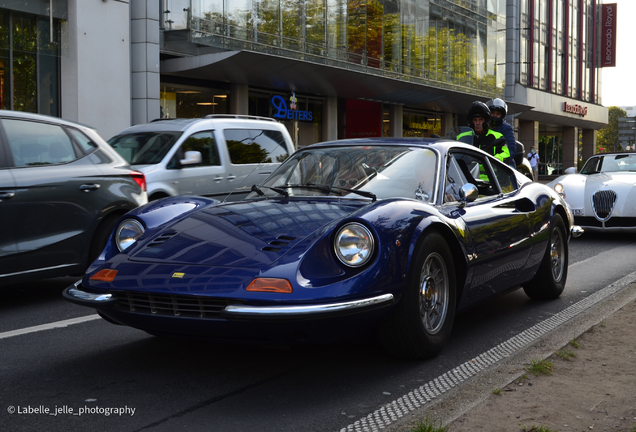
left=112, top=292, right=243, bottom=319
left=591, top=190, right=617, bottom=221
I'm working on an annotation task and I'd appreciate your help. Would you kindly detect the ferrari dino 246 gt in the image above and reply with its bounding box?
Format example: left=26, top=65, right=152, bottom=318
left=65, top=137, right=582, bottom=359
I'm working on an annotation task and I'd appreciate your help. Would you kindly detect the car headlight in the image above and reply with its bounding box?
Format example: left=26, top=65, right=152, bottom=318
left=115, top=219, right=145, bottom=252
left=334, top=223, right=374, bottom=267
left=553, top=183, right=565, bottom=199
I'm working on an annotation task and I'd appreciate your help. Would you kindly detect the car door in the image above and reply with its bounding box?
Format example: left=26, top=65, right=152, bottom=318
left=445, top=150, right=535, bottom=303
left=0, top=147, right=18, bottom=277
left=165, top=130, right=229, bottom=199
left=0, top=117, right=106, bottom=274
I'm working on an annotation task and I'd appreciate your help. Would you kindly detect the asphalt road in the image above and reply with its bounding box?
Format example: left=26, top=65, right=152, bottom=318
left=1, top=231, right=634, bottom=432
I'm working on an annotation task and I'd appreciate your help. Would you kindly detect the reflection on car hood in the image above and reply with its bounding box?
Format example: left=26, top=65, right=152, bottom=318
left=129, top=199, right=362, bottom=267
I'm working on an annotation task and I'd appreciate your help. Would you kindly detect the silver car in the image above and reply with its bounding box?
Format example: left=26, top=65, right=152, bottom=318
left=108, top=115, right=295, bottom=201
left=547, top=152, right=636, bottom=232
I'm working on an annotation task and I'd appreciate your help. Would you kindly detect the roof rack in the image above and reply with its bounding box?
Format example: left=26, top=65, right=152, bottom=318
left=150, top=117, right=186, bottom=122
left=202, top=114, right=277, bottom=122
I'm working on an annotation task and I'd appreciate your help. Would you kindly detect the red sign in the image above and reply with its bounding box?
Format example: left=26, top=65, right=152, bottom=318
left=563, top=102, right=588, bottom=117
left=601, top=3, right=617, bottom=67
left=345, top=100, right=382, bottom=138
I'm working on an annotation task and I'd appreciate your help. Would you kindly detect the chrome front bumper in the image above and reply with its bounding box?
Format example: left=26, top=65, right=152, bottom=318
left=64, top=281, right=395, bottom=319
left=223, top=294, right=394, bottom=318
left=571, top=225, right=584, bottom=238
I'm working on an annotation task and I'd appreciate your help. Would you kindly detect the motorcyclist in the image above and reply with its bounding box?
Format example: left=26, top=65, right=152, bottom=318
left=487, top=98, right=516, bottom=167
left=458, top=101, right=510, bottom=164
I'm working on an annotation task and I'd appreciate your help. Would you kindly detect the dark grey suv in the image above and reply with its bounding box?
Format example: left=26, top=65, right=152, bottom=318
left=0, top=111, right=148, bottom=287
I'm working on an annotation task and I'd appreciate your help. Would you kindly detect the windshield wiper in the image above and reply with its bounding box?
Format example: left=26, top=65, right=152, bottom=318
left=250, top=184, right=289, bottom=198
left=304, top=183, right=376, bottom=201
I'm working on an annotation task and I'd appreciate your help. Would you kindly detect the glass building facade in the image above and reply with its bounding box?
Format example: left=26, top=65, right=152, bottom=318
left=162, top=0, right=506, bottom=96
left=518, top=0, right=599, bottom=103
left=0, top=10, right=62, bottom=116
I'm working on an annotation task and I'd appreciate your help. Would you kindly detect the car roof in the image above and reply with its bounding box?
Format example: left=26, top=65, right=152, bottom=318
left=591, top=151, right=636, bottom=157
left=0, top=109, right=96, bottom=131
left=303, top=137, right=470, bottom=152
left=113, top=115, right=285, bottom=135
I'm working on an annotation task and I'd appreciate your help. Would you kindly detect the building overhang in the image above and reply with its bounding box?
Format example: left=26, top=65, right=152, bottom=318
left=160, top=49, right=533, bottom=116
left=513, top=85, right=608, bottom=130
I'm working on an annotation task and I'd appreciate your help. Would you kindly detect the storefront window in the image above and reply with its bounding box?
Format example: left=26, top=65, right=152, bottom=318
left=402, top=109, right=442, bottom=138
left=159, top=83, right=229, bottom=118
left=0, top=10, right=60, bottom=115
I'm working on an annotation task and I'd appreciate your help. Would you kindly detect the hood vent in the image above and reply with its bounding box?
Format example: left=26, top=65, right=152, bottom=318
left=262, top=235, right=297, bottom=252
left=146, top=231, right=178, bottom=248
left=592, top=190, right=617, bottom=221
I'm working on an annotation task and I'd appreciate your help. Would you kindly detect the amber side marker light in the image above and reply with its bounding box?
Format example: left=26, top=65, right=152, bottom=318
left=90, top=269, right=118, bottom=282
left=246, top=278, right=293, bottom=293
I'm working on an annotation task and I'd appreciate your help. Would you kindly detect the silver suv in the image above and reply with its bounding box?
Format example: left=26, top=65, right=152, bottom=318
left=108, top=115, right=295, bottom=201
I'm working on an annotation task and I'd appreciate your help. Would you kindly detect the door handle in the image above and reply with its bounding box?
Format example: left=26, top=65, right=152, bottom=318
left=79, top=184, right=101, bottom=192
left=227, top=175, right=237, bottom=180
left=213, top=176, right=223, bottom=182
left=0, top=192, right=15, bottom=200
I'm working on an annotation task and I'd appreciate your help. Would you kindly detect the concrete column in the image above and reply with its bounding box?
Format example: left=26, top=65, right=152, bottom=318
left=62, top=0, right=131, bottom=139
left=389, top=105, right=403, bottom=137
left=444, top=111, right=458, bottom=135
left=230, top=84, right=249, bottom=115
left=322, top=97, right=338, bottom=142
left=562, top=126, right=578, bottom=172
left=581, top=129, right=596, bottom=163
left=518, top=120, right=538, bottom=149
left=131, top=0, right=161, bottom=127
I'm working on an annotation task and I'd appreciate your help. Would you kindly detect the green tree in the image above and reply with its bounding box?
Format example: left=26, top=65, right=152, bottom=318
left=597, top=106, right=627, bottom=153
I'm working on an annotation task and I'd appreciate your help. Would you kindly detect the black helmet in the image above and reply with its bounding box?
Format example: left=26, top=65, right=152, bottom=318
left=467, top=101, right=491, bottom=130
left=487, top=98, right=508, bottom=126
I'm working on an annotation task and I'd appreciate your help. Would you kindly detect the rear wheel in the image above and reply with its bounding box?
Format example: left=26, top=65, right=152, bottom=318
left=378, top=232, right=456, bottom=359
left=523, top=213, right=568, bottom=300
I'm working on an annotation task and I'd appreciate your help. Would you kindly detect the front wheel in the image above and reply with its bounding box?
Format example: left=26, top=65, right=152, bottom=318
left=522, top=213, right=568, bottom=300
left=378, top=232, right=457, bottom=359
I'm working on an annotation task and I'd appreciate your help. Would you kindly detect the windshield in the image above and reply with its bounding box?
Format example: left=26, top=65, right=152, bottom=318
left=580, top=154, right=636, bottom=174
left=249, top=145, right=438, bottom=202
left=108, top=131, right=183, bottom=164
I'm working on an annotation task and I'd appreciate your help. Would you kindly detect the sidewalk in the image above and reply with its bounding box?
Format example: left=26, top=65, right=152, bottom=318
left=388, top=282, right=636, bottom=432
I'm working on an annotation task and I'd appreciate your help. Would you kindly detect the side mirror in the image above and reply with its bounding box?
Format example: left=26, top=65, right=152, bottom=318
left=564, top=167, right=576, bottom=175
left=180, top=150, right=202, bottom=166
left=458, top=183, right=479, bottom=207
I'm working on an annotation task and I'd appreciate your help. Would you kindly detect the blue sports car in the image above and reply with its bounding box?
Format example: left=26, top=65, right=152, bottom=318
left=64, top=138, right=582, bottom=359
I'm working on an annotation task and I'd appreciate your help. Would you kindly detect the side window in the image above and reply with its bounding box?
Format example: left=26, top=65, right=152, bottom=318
left=224, top=128, right=289, bottom=165
left=178, top=131, right=220, bottom=168
left=2, top=119, right=77, bottom=167
left=66, top=128, right=98, bottom=154
left=490, top=161, right=516, bottom=194
left=445, top=151, right=496, bottom=201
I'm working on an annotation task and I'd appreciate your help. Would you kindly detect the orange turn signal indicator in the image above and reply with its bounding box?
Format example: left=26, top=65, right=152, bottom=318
left=246, top=278, right=293, bottom=293
left=90, top=269, right=118, bottom=282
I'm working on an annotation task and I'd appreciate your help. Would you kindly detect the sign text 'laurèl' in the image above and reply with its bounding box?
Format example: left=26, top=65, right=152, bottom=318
left=563, top=102, right=588, bottom=117
left=271, top=93, right=313, bottom=121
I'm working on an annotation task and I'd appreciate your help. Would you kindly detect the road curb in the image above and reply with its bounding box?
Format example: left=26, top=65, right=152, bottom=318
left=339, top=271, right=636, bottom=432
left=386, top=276, right=636, bottom=431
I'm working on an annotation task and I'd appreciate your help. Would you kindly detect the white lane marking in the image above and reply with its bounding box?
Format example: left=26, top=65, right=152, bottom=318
left=0, top=314, right=101, bottom=340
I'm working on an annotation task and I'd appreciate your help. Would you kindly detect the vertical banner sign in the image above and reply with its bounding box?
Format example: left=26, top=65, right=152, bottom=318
left=601, top=3, right=617, bottom=67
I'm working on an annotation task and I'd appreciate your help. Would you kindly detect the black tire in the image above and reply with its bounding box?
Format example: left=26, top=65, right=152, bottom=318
left=522, top=213, right=568, bottom=300
left=88, top=214, right=120, bottom=267
left=378, top=232, right=457, bottom=359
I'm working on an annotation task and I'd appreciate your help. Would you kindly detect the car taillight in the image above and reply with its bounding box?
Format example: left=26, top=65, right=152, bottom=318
left=130, top=171, right=146, bottom=192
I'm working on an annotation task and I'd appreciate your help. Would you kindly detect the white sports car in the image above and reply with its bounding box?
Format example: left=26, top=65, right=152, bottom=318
left=547, top=152, right=636, bottom=232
